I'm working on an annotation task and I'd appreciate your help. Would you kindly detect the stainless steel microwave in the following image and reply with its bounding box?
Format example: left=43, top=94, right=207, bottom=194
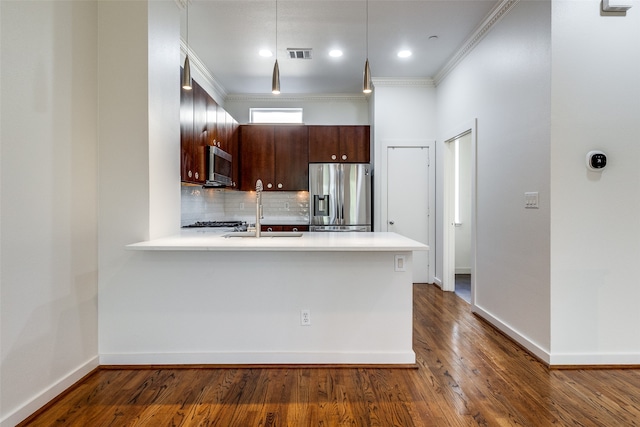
left=206, top=146, right=232, bottom=187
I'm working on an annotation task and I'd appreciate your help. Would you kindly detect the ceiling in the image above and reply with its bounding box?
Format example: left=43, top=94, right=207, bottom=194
left=181, top=0, right=500, bottom=95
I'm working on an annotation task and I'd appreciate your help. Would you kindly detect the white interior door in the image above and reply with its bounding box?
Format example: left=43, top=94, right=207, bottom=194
left=387, top=146, right=430, bottom=283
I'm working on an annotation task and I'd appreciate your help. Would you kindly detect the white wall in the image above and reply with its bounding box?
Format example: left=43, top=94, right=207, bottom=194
left=149, top=1, right=181, bottom=239
left=549, top=1, right=640, bottom=364
left=371, top=80, right=437, bottom=282
left=436, top=0, right=552, bottom=360
left=224, top=95, right=369, bottom=125
left=100, top=250, right=415, bottom=365
left=97, top=0, right=181, bottom=364
left=0, top=1, right=99, bottom=425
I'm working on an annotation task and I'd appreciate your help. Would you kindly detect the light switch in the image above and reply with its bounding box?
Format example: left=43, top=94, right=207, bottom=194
left=525, top=192, right=539, bottom=209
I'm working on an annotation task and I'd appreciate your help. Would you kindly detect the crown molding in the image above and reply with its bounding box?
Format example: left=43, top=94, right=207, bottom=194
left=180, top=40, right=228, bottom=101
left=225, top=93, right=370, bottom=103
left=371, top=77, right=435, bottom=88
left=434, top=0, right=520, bottom=86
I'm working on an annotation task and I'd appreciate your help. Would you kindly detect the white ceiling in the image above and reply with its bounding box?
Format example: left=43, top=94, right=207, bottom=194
left=181, top=0, right=500, bottom=95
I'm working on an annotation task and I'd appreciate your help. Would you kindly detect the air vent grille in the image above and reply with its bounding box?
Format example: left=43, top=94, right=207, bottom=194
left=287, top=48, right=312, bottom=59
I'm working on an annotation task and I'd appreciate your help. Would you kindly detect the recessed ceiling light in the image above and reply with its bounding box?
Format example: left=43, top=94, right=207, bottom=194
left=329, top=49, right=343, bottom=58
left=397, top=50, right=412, bottom=58
left=259, top=49, right=273, bottom=57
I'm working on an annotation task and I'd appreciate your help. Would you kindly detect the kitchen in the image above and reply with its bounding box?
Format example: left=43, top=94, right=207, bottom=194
left=128, top=78, right=427, bottom=364
left=118, top=0, right=437, bottom=366
left=3, top=1, right=640, bottom=425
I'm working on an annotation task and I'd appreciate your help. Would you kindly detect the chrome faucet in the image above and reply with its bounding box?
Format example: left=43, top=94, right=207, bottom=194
left=255, top=179, right=263, bottom=237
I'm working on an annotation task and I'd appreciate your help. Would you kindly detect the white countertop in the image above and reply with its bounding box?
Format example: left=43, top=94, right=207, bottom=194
left=126, top=231, right=429, bottom=252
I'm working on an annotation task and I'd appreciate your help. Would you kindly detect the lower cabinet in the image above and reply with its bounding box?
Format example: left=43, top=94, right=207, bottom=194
left=261, top=225, right=309, bottom=232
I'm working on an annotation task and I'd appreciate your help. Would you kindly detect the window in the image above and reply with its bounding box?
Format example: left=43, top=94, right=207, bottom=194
left=249, top=108, right=303, bottom=124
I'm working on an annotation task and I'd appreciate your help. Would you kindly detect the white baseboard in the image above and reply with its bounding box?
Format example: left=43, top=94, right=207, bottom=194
left=433, top=277, right=442, bottom=288
left=549, top=352, right=640, bottom=366
left=472, top=305, right=640, bottom=366
left=455, top=268, right=471, bottom=275
left=472, top=304, right=551, bottom=364
left=100, top=351, right=416, bottom=365
left=1, top=356, right=99, bottom=427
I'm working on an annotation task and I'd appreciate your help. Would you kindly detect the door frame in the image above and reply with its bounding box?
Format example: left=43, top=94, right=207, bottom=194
left=442, top=120, right=477, bottom=299
left=378, top=141, right=436, bottom=284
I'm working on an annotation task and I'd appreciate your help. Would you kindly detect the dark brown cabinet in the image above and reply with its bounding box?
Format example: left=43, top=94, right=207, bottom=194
left=180, top=69, right=239, bottom=187
left=308, top=125, right=370, bottom=163
left=180, top=69, right=194, bottom=182
left=239, top=125, right=309, bottom=191
left=190, top=81, right=208, bottom=183
left=261, top=225, right=309, bottom=232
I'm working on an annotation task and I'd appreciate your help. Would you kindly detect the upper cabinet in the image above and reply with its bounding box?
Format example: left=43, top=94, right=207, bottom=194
left=308, top=125, right=370, bottom=163
left=180, top=69, right=195, bottom=181
left=180, top=69, right=239, bottom=187
left=181, top=76, right=368, bottom=191
left=239, top=125, right=309, bottom=191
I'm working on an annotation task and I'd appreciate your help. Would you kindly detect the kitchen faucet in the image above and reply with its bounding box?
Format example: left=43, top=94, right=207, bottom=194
left=255, top=179, right=263, bottom=237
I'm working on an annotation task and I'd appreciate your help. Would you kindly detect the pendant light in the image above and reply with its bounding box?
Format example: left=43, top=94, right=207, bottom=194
left=272, top=0, right=281, bottom=94
left=182, top=0, right=192, bottom=90
left=363, top=0, right=372, bottom=94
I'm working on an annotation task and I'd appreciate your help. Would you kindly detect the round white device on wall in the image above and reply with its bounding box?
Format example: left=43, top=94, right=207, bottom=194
left=586, top=150, right=607, bottom=171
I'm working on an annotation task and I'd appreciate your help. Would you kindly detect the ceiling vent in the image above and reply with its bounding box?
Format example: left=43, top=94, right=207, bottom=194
left=287, top=48, right=312, bottom=59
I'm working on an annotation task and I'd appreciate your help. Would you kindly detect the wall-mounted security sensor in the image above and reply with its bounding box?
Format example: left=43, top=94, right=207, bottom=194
left=586, top=150, right=607, bottom=171
left=602, top=0, right=632, bottom=12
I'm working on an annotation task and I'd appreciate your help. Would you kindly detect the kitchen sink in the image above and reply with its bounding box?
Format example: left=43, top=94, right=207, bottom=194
left=222, top=231, right=303, bottom=238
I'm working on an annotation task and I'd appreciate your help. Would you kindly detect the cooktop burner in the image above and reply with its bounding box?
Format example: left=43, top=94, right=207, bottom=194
left=183, top=221, right=244, bottom=228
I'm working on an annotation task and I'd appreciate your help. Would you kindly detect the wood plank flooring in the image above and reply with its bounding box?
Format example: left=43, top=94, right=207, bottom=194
left=20, top=284, right=640, bottom=426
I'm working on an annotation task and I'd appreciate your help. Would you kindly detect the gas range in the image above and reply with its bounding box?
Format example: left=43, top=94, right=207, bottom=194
left=182, top=221, right=245, bottom=229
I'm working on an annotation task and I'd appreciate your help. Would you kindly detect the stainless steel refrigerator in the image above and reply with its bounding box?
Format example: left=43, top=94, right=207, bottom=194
left=309, top=163, right=372, bottom=231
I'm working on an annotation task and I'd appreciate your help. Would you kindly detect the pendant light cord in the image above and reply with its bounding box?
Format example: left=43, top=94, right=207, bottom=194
left=272, top=0, right=281, bottom=94
left=186, top=0, right=189, bottom=56
left=366, top=0, right=369, bottom=59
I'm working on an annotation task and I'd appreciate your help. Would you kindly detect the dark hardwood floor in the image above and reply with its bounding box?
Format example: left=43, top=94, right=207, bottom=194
left=21, top=284, right=640, bottom=426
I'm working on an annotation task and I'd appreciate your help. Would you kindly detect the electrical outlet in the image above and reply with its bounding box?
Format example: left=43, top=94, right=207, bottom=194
left=300, top=309, right=311, bottom=326
left=394, top=255, right=406, bottom=272
left=239, top=202, right=245, bottom=210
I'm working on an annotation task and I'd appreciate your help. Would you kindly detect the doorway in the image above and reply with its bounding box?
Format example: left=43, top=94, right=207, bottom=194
left=443, top=121, right=476, bottom=305
left=453, top=133, right=472, bottom=302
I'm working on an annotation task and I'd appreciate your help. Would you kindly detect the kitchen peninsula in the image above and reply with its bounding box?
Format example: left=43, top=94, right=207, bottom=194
left=110, top=232, right=428, bottom=365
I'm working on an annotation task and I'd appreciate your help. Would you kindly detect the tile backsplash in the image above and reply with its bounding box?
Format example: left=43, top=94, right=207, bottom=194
left=181, top=184, right=309, bottom=226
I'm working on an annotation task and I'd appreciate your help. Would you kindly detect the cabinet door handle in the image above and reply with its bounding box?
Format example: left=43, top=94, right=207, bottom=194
left=194, top=172, right=199, bottom=180
left=331, top=154, right=337, bottom=160
left=292, top=227, right=298, bottom=232
left=277, top=183, right=283, bottom=189
left=342, top=154, right=347, bottom=160
left=188, top=170, right=193, bottom=178
left=267, top=227, right=273, bottom=232
left=267, top=183, right=273, bottom=189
